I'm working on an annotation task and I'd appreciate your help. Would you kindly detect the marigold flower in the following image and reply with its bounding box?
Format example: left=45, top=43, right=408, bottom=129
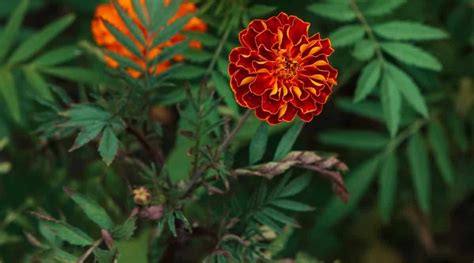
left=91, top=0, right=207, bottom=78
left=228, top=12, right=338, bottom=124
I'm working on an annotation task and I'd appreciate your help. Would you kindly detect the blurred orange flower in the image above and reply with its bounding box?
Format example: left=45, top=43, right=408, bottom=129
left=228, top=12, right=337, bottom=125
left=91, top=0, right=207, bottom=78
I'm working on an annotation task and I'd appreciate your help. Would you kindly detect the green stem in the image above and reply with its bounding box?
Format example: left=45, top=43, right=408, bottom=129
left=383, top=119, right=429, bottom=156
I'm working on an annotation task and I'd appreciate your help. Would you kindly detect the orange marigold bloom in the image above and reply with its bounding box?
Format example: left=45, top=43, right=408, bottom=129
left=228, top=12, right=338, bottom=125
left=91, top=0, right=207, bottom=78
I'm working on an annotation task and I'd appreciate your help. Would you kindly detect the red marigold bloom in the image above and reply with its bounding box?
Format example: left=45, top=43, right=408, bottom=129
left=91, top=0, right=207, bottom=78
left=228, top=12, right=338, bottom=125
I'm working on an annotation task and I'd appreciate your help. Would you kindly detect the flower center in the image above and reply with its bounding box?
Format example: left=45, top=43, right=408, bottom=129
left=276, top=56, right=299, bottom=80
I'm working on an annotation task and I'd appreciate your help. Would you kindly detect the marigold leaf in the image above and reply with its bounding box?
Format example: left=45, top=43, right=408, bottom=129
left=316, top=156, right=381, bottom=228
left=41, top=221, right=93, bottom=247
left=329, top=25, right=365, bottom=47
left=381, top=42, right=442, bottom=71
left=271, top=199, right=315, bottom=212
left=211, top=72, right=239, bottom=113
left=151, top=14, right=191, bottom=49
left=0, top=70, right=21, bottom=122
left=254, top=213, right=282, bottom=233
left=249, top=122, right=269, bottom=165
left=427, top=121, right=454, bottom=185
left=384, top=63, right=429, bottom=118
left=406, top=132, right=431, bottom=214
left=379, top=152, right=398, bottom=223
left=0, top=0, right=29, bottom=61
left=262, top=208, right=298, bottom=226
left=336, top=98, right=385, bottom=122
left=69, top=192, right=114, bottom=230
left=319, top=130, right=389, bottom=150
left=247, top=5, right=277, bottom=19
left=373, top=21, right=448, bottom=41
left=102, top=19, right=143, bottom=60
left=280, top=175, right=311, bottom=197
left=33, top=45, right=81, bottom=67
left=69, top=122, right=105, bottom=152
left=150, top=0, right=183, bottom=32
left=354, top=59, right=382, bottom=102
left=8, top=14, right=75, bottom=64
left=352, top=39, right=375, bottom=61
left=307, top=2, right=355, bottom=22
left=41, top=66, right=116, bottom=85
left=363, top=0, right=406, bottom=17
left=273, top=121, right=304, bottom=160
left=113, top=0, right=146, bottom=45
left=111, top=217, right=136, bottom=240
left=23, top=67, right=53, bottom=100
left=99, top=126, right=119, bottom=166
left=381, top=71, right=401, bottom=137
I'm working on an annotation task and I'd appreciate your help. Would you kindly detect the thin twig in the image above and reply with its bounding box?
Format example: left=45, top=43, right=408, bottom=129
left=349, top=0, right=385, bottom=61
left=77, top=239, right=103, bottom=263
left=126, top=124, right=165, bottom=166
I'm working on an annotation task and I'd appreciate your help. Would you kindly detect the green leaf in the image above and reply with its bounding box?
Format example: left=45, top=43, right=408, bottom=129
left=102, top=19, right=143, bottom=60
left=132, top=0, right=148, bottom=27
left=381, top=42, right=442, bottom=71
left=316, top=156, right=381, bottom=228
left=249, top=122, right=269, bottom=164
left=42, top=221, right=93, bottom=246
left=8, top=14, right=76, bottom=64
left=336, top=98, right=385, bottom=122
left=247, top=5, right=277, bottom=18
left=99, top=126, right=119, bottom=166
left=112, top=217, right=136, bottom=240
left=354, top=59, right=382, bottom=102
left=170, top=65, right=205, bottom=80
left=373, top=21, right=448, bottom=41
left=150, top=0, right=182, bottom=32
left=211, top=72, right=239, bottom=113
left=427, top=121, right=454, bottom=185
left=167, top=213, right=177, bottom=237
left=406, top=132, right=431, bottom=214
left=69, top=192, right=114, bottom=229
left=94, top=248, right=117, bottom=263
left=69, top=122, right=105, bottom=152
left=151, top=14, right=191, bottom=48
left=183, top=32, right=219, bottom=47
left=364, top=0, right=406, bottom=17
left=152, top=41, right=189, bottom=64
left=319, top=130, right=389, bottom=150
left=352, top=39, right=375, bottom=61
left=182, top=49, right=212, bottom=63
left=113, top=0, right=145, bottom=45
left=23, top=67, right=53, bottom=100
left=271, top=199, right=315, bottom=212
left=41, top=67, right=115, bottom=85
left=0, top=70, right=21, bottom=122
left=0, top=0, right=29, bottom=61
left=33, top=45, right=81, bottom=66
left=379, top=152, right=397, bottom=223
left=280, top=175, right=311, bottom=197
left=273, top=121, right=304, bottom=160
left=105, top=50, right=144, bottom=73
left=329, top=25, right=365, bottom=47
left=254, top=213, right=282, bottom=233
left=307, top=3, right=355, bottom=22
left=384, top=63, right=429, bottom=118
left=262, top=208, right=297, bottom=226
left=381, top=71, right=401, bottom=137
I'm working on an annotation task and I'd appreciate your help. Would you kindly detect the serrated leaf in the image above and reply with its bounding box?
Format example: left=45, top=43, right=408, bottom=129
left=352, top=39, right=375, bottom=61
left=384, top=63, right=429, bottom=118
left=249, top=122, right=269, bottom=164
left=280, top=175, right=311, bottom=197
left=381, top=42, right=442, bottom=71
left=319, top=130, right=389, bottom=150
left=379, top=152, right=397, bottom=222
left=69, top=122, right=105, bottom=152
left=151, top=14, right=191, bottom=48
left=99, top=126, right=119, bottom=166
left=102, top=19, right=143, bottom=60
left=271, top=199, right=315, bottom=212
left=364, top=0, right=406, bottom=17
left=381, top=71, right=401, bottom=137
left=111, top=217, right=136, bottom=240
left=316, top=156, right=381, bottom=228
left=0, top=0, right=29, bottom=61
left=42, top=221, right=93, bottom=246
left=427, top=121, right=454, bottom=185
left=211, top=72, right=239, bottom=113
left=262, top=208, right=297, bottom=226
left=8, top=14, right=75, bottom=64
left=33, top=46, right=81, bottom=66
left=373, top=21, right=448, bottom=41
left=23, top=67, right=53, bottom=100
left=113, top=0, right=145, bottom=45
left=406, top=132, right=431, bottom=214
left=274, top=121, right=304, bottom=160
left=70, top=192, right=114, bottom=229
left=0, top=70, right=21, bottom=122
left=329, top=25, right=365, bottom=47
left=94, top=248, right=117, bottom=263
left=307, top=3, right=355, bottom=22
left=247, top=5, right=277, bottom=18
left=354, top=59, right=382, bottom=102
